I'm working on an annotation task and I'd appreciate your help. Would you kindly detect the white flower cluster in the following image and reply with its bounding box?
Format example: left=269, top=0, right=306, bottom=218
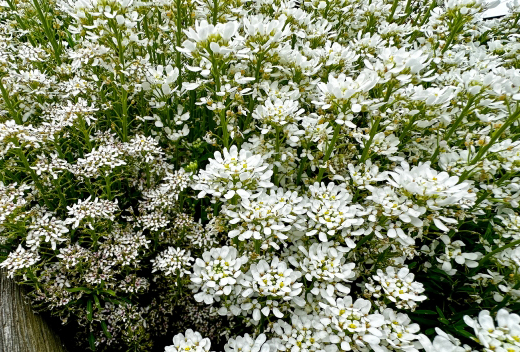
left=165, top=329, right=211, bottom=352
left=151, top=247, right=194, bottom=279
left=193, top=145, right=274, bottom=201
left=65, top=196, right=119, bottom=229
left=464, top=309, right=520, bottom=352
left=365, top=266, right=427, bottom=311
left=1, top=0, right=520, bottom=349
left=0, top=245, right=40, bottom=278
left=191, top=246, right=248, bottom=304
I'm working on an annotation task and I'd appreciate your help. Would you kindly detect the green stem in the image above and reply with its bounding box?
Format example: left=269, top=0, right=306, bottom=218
left=355, top=233, right=374, bottom=250
left=419, top=0, right=437, bottom=26
left=79, top=114, right=92, bottom=150
left=317, top=123, right=341, bottom=182
left=209, top=51, right=229, bottom=148
left=477, top=239, right=520, bottom=271
left=430, top=95, right=476, bottom=163
left=359, top=116, right=381, bottom=163
left=14, top=145, right=54, bottom=209
left=32, top=0, right=62, bottom=65
left=0, top=79, right=21, bottom=124
left=387, top=0, right=399, bottom=22
left=274, top=126, right=281, bottom=186
left=468, top=107, right=520, bottom=166
left=495, top=279, right=520, bottom=311
left=471, top=172, right=514, bottom=209
left=296, top=156, right=307, bottom=186
left=121, top=88, right=128, bottom=142
left=442, top=15, right=466, bottom=54
left=105, top=175, right=112, bottom=200
left=212, top=0, right=218, bottom=25
left=399, top=113, right=419, bottom=144
left=52, top=177, right=67, bottom=208
left=175, top=0, right=183, bottom=88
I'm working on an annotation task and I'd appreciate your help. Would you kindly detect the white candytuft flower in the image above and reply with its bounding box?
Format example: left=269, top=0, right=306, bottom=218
left=224, top=333, right=270, bottom=352
left=463, top=309, right=520, bottom=351
left=151, top=247, right=194, bottom=279
left=65, top=196, right=119, bottom=229
left=190, top=246, right=248, bottom=304
left=226, top=188, right=306, bottom=246
left=165, top=329, right=211, bottom=352
left=290, top=241, right=354, bottom=299
left=0, top=245, right=40, bottom=278
left=366, top=266, right=427, bottom=311
left=193, top=145, right=274, bottom=201
left=241, top=256, right=303, bottom=303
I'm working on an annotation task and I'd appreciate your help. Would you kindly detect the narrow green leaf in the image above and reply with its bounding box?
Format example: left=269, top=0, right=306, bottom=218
left=101, top=321, right=112, bottom=339
left=87, top=299, right=93, bottom=322
left=103, top=289, right=117, bottom=296
left=93, top=294, right=102, bottom=309
left=413, top=310, right=437, bottom=315
left=436, top=306, right=446, bottom=319
left=438, top=317, right=450, bottom=325
left=89, top=332, right=96, bottom=351
left=66, top=287, right=92, bottom=294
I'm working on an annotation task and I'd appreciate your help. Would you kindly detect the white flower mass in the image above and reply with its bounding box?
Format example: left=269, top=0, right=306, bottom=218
left=0, top=0, right=519, bottom=350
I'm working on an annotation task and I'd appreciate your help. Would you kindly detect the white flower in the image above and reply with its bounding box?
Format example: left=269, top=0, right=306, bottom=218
left=26, top=211, right=69, bottom=251
left=367, top=266, right=427, bottom=310
left=193, top=145, right=274, bottom=201
left=252, top=98, right=304, bottom=130
left=165, top=329, right=211, bottom=352
left=226, top=188, right=305, bottom=246
left=190, top=246, right=248, bottom=304
left=224, top=333, right=270, bottom=352
left=271, top=314, right=329, bottom=352
left=305, top=182, right=365, bottom=246
left=73, top=143, right=126, bottom=178
left=65, top=196, right=119, bottom=229
left=243, top=15, right=292, bottom=51
left=385, top=161, right=476, bottom=231
left=290, top=242, right=354, bottom=298
left=151, top=247, right=194, bottom=279
left=0, top=245, right=40, bottom=278
left=380, top=308, right=422, bottom=351
left=387, top=161, right=476, bottom=208
left=241, top=256, right=303, bottom=302
left=436, top=237, right=482, bottom=274
left=315, top=70, right=379, bottom=110
left=142, top=64, right=179, bottom=97
left=418, top=328, right=472, bottom=352
left=319, top=296, right=386, bottom=351
left=179, top=20, right=239, bottom=57
left=0, top=182, right=30, bottom=226
left=463, top=309, right=520, bottom=351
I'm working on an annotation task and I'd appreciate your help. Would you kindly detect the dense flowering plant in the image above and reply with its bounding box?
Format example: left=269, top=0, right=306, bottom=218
left=1, top=0, right=520, bottom=350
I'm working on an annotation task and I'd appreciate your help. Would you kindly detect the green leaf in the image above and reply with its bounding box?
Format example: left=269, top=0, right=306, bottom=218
left=455, top=329, right=474, bottom=339
left=93, top=294, right=102, bottom=309
left=101, top=321, right=112, bottom=339
left=410, top=316, right=436, bottom=324
left=413, top=310, right=437, bottom=315
left=66, top=287, right=92, bottom=294
left=436, top=306, right=446, bottom=319
left=425, top=328, right=436, bottom=335
left=87, top=299, right=93, bottom=322
left=89, top=332, right=96, bottom=351
left=438, top=317, right=450, bottom=325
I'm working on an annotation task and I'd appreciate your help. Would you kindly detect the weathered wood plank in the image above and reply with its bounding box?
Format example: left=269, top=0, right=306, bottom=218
left=0, top=269, right=67, bottom=352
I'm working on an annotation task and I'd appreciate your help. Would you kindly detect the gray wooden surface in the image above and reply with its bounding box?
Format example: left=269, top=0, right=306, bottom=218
left=0, top=269, right=67, bottom=352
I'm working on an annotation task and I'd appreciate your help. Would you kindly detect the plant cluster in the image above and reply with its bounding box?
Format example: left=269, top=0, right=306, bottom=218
left=1, top=0, right=520, bottom=350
